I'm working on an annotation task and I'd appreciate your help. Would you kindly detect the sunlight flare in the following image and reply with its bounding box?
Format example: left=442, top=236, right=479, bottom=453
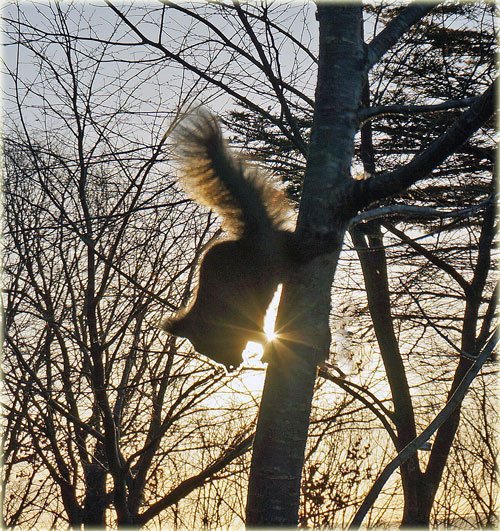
left=242, top=284, right=283, bottom=367
left=263, top=283, right=282, bottom=341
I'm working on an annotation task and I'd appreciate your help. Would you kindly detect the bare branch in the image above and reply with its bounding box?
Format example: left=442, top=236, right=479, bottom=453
left=349, top=199, right=491, bottom=227
left=319, top=366, right=398, bottom=446
left=137, top=432, right=254, bottom=525
left=350, top=81, right=495, bottom=211
left=383, top=220, right=471, bottom=293
left=160, top=0, right=315, bottom=109
left=359, top=97, right=478, bottom=123
left=5, top=335, right=105, bottom=443
left=232, top=2, right=307, bottom=153
left=366, top=3, right=438, bottom=71
left=348, top=329, right=498, bottom=530
left=104, top=0, right=308, bottom=155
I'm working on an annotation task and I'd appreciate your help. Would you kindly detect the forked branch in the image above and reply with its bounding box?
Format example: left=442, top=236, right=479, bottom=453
left=349, top=81, right=495, bottom=212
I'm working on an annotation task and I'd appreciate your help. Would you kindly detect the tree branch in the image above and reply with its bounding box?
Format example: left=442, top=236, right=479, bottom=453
left=231, top=2, right=307, bottom=153
left=319, top=366, right=398, bottom=446
left=349, top=199, right=490, bottom=227
left=104, top=0, right=308, bottom=156
left=5, top=335, right=105, bottom=443
left=359, top=97, right=478, bottom=123
left=348, top=329, right=498, bottom=529
left=350, top=81, right=495, bottom=211
left=366, top=3, right=437, bottom=71
left=382, top=221, right=471, bottom=294
left=137, top=432, right=253, bottom=525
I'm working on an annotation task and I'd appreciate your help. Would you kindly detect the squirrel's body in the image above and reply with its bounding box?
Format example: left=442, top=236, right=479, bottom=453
left=162, top=111, right=296, bottom=370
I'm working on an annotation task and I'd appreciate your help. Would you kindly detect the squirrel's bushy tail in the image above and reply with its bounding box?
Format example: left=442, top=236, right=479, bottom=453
left=174, top=110, right=290, bottom=237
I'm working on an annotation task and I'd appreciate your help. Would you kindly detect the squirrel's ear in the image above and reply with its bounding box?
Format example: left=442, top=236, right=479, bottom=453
left=161, top=302, right=197, bottom=336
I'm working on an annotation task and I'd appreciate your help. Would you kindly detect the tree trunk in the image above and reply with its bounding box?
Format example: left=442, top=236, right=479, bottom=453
left=82, top=461, right=107, bottom=527
left=352, top=225, right=426, bottom=526
left=246, top=3, right=365, bottom=525
left=356, top=64, right=424, bottom=526
left=416, top=201, right=495, bottom=523
left=245, top=324, right=325, bottom=525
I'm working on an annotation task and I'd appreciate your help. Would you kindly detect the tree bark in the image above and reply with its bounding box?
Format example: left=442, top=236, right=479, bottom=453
left=82, top=458, right=108, bottom=527
left=352, top=225, right=424, bottom=525
left=246, top=3, right=365, bottom=525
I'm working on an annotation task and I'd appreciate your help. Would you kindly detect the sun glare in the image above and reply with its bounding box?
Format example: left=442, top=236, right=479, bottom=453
left=243, top=341, right=264, bottom=364
left=242, top=284, right=283, bottom=367
left=263, top=283, right=282, bottom=341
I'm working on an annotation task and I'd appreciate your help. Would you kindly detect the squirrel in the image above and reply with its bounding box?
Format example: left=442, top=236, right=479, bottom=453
left=162, top=110, right=298, bottom=371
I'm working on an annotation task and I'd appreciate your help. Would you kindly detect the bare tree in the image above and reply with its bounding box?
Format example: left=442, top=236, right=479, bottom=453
left=2, top=4, right=259, bottom=527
